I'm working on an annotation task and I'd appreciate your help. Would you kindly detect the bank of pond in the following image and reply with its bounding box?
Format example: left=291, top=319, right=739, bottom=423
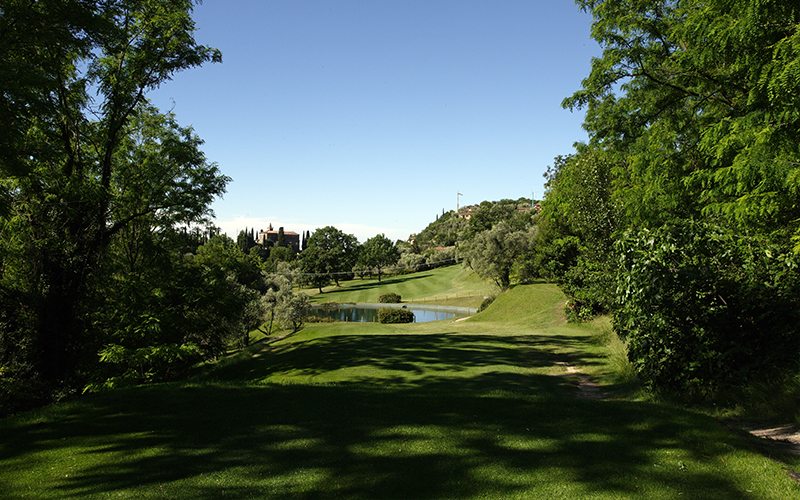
left=310, top=303, right=477, bottom=323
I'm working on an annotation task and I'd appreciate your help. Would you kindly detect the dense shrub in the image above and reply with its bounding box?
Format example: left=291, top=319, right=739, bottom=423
left=478, top=295, right=496, bottom=312
left=426, top=247, right=456, bottom=268
left=378, top=307, right=414, bottom=324
left=614, top=222, right=800, bottom=398
left=559, top=258, right=614, bottom=322
left=379, top=293, right=402, bottom=303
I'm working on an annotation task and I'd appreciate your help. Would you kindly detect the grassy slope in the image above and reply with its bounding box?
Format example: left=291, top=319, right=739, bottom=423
left=304, top=264, right=495, bottom=309
left=1, top=269, right=799, bottom=499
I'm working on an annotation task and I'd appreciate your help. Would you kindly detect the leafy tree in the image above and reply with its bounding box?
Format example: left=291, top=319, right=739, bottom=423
left=275, top=292, right=310, bottom=333
left=530, top=150, right=620, bottom=318
left=565, top=0, right=800, bottom=239
left=263, top=245, right=295, bottom=274
left=306, top=226, right=359, bottom=286
left=359, top=234, right=400, bottom=281
left=0, top=0, right=223, bottom=402
left=561, top=0, right=800, bottom=394
left=461, top=222, right=534, bottom=290
left=88, top=234, right=265, bottom=391
left=262, top=263, right=304, bottom=336
left=300, top=246, right=332, bottom=293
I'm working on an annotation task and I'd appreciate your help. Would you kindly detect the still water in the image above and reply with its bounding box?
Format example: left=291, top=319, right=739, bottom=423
left=310, top=303, right=476, bottom=323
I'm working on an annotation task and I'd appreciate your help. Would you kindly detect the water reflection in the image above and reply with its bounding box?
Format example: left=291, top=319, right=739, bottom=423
left=310, top=304, right=475, bottom=323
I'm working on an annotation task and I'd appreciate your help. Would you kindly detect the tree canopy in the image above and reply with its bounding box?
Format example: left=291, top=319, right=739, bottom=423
left=359, top=234, right=399, bottom=282
left=0, top=0, right=240, bottom=411
left=545, top=0, right=800, bottom=396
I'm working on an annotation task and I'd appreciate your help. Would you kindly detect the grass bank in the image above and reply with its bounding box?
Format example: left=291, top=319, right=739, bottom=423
left=1, top=273, right=799, bottom=498
left=303, top=264, right=496, bottom=309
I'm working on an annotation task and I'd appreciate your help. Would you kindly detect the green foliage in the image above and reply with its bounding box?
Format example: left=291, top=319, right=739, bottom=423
left=379, top=293, right=402, bottom=303
left=87, top=234, right=271, bottom=390
left=412, top=210, right=467, bottom=249
left=275, top=292, right=311, bottom=333
left=359, top=234, right=399, bottom=282
left=550, top=0, right=800, bottom=397
left=461, top=222, right=534, bottom=290
left=478, top=295, right=496, bottom=312
left=397, top=251, right=427, bottom=272
left=464, top=199, right=533, bottom=240
left=377, top=307, right=415, bottom=324
left=0, top=0, right=224, bottom=404
left=559, top=258, right=614, bottom=322
left=614, top=222, right=800, bottom=398
left=566, top=0, right=800, bottom=237
left=88, top=342, right=203, bottom=391
left=300, top=246, right=333, bottom=293
left=425, top=246, right=457, bottom=268
left=304, top=226, right=360, bottom=286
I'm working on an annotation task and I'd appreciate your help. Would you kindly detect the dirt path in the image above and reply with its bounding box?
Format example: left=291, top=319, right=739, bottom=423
left=551, top=361, right=604, bottom=400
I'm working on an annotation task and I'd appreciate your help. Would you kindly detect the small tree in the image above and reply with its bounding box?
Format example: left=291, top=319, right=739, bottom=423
left=359, top=234, right=399, bottom=281
left=462, top=222, right=533, bottom=290
left=300, top=246, right=332, bottom=293
left=276, top=293, right=310, bottom=333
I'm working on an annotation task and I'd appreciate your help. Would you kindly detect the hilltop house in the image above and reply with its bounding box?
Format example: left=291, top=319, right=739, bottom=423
left=257, top=224, right=300, bottom=252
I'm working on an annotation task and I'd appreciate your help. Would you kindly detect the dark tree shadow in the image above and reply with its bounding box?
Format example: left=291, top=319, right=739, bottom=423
left=0, top=331, right=784, bottom=499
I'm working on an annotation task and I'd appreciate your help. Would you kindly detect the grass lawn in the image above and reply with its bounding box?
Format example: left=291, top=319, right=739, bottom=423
left=1, top=268, right=799, bottom=499
left=303, top=264, right=496, bottom=309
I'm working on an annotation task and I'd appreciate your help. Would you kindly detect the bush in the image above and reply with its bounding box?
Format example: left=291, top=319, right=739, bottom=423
left=614, top=222, right=800, bottom=398
left=478, top=295, right=496, bottom=312
left=379, top=293, right=402, bottom=303
left=559, top=257, right=614, bottom=322
left=378, top=307, right=414, bottom=323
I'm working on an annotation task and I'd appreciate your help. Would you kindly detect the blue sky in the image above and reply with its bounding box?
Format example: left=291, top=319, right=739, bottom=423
left=148, top=0, right=601, bottom=243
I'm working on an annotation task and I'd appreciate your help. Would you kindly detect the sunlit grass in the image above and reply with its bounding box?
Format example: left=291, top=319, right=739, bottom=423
left=303, top=264, right=495, bottom=308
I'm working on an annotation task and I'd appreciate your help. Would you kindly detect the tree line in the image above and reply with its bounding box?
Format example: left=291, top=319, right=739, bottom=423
left=3, top=0, right=796, bottom=414
left=405, top=0, right=800, bottom=402
left=0, top=0, right=312, bottom=415
left=535, top=0, right=800, bottom=399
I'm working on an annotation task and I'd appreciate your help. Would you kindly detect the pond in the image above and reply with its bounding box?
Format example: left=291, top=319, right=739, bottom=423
left=310, top=303, right=477, bottom=323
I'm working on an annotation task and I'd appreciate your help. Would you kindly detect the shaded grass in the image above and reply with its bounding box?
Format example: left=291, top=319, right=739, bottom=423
left=1, top=282, right=799, bottom=499
left=3, top=382, right=793, bottom=499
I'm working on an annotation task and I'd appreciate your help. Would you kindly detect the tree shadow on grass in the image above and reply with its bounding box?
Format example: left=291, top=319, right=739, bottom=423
left=0, top=330, right=790, bottom=499
left=206, top=332, right=603, bottom=387
left=314, top=273, right=434, bottom=299
left=0, top=380, right=777, bottom=499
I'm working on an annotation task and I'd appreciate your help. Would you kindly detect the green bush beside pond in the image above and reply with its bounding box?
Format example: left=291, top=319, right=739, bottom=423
left=378, top=307, right=414, bottom=323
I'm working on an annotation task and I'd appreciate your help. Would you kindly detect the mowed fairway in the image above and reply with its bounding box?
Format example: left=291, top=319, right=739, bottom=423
left=1, top=268, right=799, bottom=499
left=305, top=264, right=493, bottom=309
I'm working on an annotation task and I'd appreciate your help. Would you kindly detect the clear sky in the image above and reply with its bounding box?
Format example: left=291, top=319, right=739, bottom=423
left=147, top=0, right=601, bottom=243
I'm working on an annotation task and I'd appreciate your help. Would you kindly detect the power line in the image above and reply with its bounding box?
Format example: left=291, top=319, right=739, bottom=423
left=268, top=257, right=460, bottom=277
